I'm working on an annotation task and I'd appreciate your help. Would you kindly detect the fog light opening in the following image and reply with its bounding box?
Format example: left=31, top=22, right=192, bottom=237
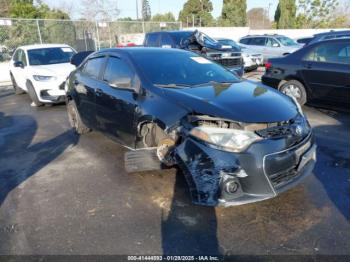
left=225, top=181, right=240, bottom=194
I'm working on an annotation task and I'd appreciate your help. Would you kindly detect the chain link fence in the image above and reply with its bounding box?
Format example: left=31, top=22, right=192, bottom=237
left=0, top=18, right=182, bottom=62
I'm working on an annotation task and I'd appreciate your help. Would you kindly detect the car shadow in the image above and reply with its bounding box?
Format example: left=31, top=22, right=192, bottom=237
left=0, top=112, right=79, bottom=206
left=161, top=168, right=220, bottom=255
left=311, top=110, right=350, bottom=223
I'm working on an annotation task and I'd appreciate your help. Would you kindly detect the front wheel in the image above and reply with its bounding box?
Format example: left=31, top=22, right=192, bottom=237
left=10, top=74, right=24, bottom=95
left=279, top=80, right=307, bottom=105
left=67, top=100, right=91, bottom=135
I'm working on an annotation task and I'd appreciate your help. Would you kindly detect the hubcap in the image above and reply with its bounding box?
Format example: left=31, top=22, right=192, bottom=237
left=282, top=84, right=301, bottom=100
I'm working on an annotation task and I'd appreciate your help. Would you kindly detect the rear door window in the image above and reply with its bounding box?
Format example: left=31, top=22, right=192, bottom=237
left=304, top=42, right=350, bottom=64
left=249, top=37, right=266, bottom=46
left=145, top=33, right=160, bottom=47
left=239, top=38, right=250, bottom=45
left=82, top=56, right=106, bottom=79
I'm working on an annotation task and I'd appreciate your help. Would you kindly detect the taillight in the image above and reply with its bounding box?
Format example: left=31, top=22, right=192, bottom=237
left=265, top=62, right=272, bottom=70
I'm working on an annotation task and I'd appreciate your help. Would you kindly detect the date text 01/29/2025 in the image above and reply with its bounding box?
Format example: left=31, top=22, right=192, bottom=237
left=127, top=255, right=220, bottom=261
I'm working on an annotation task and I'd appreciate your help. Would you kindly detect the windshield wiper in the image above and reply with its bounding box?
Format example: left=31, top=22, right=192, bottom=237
left=154, top=83, right=191, bottom=88
left=193, top=80, right=238, bottom=87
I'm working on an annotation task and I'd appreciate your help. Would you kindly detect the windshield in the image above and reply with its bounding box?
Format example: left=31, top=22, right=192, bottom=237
left=133, top=51, right=240, bottom=86
left=276, top=37, right=298, bottom=46
left=217, top=39, right=241, bottom=49
left=171, top=31, right=194, bottom=46
left=28, top=47, right=75, bottom=65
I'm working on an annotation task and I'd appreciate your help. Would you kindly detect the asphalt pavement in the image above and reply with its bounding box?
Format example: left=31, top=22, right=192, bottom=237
left=0, top=82, right=350, bottom=255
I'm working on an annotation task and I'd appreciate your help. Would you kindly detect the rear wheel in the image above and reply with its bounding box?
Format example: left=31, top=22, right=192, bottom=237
left=279, top=80, right=307, bottom=105
left=10, top=74, right=24, bottom=95
left=26, top=81, right=44, bottom=107
left=67, top=99, right=90, bottom=134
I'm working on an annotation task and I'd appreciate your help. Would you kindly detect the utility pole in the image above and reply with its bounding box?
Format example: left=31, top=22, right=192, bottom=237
left=136, top=0, right=139, bottom=20
left=192, top=14, right=195, bottom=27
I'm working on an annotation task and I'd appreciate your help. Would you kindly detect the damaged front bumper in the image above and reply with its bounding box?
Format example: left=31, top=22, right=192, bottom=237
left=176, top=132, right=316, bottom=207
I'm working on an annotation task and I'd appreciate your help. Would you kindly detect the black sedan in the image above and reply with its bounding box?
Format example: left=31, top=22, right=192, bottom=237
left=66, top=48, right=316, bottom=207
left=262, top=38, right=350, bottom=109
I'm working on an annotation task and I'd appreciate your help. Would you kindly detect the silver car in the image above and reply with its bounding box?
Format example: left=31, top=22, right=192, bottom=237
left=239, top=35, right=302, bottom=61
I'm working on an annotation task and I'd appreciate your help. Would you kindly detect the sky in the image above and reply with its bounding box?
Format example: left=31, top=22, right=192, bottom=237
left=44, top=0, right=279, bottom=20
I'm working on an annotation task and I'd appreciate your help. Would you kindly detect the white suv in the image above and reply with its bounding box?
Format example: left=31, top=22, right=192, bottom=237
left=9, top=44, right=76, bottom=106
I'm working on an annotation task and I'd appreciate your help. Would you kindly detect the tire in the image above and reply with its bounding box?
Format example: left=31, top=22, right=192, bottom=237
left=10, top=74, right=24, bottom=95
left=67, top=99, right=90, bottom=135
left=26, top=81, right=44, bottom=107
left=279, top=80, right=307, bottom=106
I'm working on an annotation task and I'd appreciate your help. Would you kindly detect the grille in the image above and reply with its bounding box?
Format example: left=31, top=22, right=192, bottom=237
left=269, top=166, right=299, bottom=188
left=216, top=58, right=242, bottom=67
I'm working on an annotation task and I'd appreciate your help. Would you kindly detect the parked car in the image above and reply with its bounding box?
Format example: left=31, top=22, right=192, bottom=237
left=66, top=48, right=316, bottom=207
left=215, top=38, right=263, bottom=71
left=296, top=37, right=313, bottom=46
left=143, top=30, right=244, bottom=76
left=307, top=30, right=350, bottom=46
left=9, top=44, right=76, bottom=106
left=262, top=38, right=350, bottom=109
left=239, top=34, right=302, bottom=61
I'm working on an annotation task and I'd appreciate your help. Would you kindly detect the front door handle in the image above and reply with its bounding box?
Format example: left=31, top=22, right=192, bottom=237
left=95, top=88, right=103, bottom=96
left=304, top=63, right=312, bottom=69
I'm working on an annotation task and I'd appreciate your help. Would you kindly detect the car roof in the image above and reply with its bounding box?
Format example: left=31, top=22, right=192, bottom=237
left=147, top=30, right=194, bottom=35
left=18, top=44, right=72, bottom=51
left=242, top=34, right=285, bottom=38
left=314, top=30, right=350, bottom=37
left=309, top=37, right=350, bottom=46
left=215, top=38, right=233, bottom=41
left=97, top=47, right=191, bottom=56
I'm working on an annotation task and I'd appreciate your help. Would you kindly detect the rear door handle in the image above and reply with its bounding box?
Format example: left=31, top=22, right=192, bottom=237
left=95, top=88, right=103, bottom=96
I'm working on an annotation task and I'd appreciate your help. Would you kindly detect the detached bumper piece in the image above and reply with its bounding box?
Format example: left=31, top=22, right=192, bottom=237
left=176, top=134, right=316, bottom=207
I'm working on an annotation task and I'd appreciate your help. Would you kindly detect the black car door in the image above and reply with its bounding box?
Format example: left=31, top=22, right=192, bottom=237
left=95, top=55, right=138, bottom=148
left=301, top=41, right=350, bottom=104
left=74, top=56, right=106, bottom=128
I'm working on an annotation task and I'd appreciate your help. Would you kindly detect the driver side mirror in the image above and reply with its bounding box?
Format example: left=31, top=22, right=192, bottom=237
left=272, top=43, right=280, bottom=48
left=14, top=61, right=24, bottom=68
left=110, top=77, right=133, bottom=90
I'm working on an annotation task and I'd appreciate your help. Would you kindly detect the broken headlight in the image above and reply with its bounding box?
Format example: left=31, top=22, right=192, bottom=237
left=190, top=126, right=262, bottom=153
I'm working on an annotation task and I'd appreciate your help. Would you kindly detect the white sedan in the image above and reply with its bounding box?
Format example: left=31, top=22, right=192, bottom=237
left=9, top=44, right=76, bottom=106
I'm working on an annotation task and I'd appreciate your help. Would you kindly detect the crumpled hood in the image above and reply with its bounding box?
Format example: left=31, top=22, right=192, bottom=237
left=30, top=63, right=76, bottom=78
left=193, top=31, right=239, bottom=52
left=160, top=81, right=298, bottom=123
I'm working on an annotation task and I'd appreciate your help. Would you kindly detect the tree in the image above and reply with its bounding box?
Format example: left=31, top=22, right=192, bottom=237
left=151, top=12, right=176, bottom=22
left=296, top=0, right=342, bottom=28
left=274, top=0, right=296, bottom=29
left=80, top=0, right=120, bottom=20
left=9, top=0, right=41, bottom=18
left=0, top=0, right=10, bottom=17
left=220, top=0, right=247, bottom=27
left=247, top=8, right=270, bottom=29
left=142, top=0, right=151, bottom=21
left=178, top=0, right=214, bottom=27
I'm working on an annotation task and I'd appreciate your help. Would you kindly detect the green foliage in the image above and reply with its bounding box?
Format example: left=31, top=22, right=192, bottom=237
left=178, top=0, right=214, bottom=26
left=220, top=0, right=247, bottom=27
left=151, top=12, right=176, bottom=22
left=142, top=0, right=151, bottom=21
left=296, top=0, right=345, bottom=28
left=1, top=0, right=74, bottom=50
left=274, top=0, right=296, bottom=29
